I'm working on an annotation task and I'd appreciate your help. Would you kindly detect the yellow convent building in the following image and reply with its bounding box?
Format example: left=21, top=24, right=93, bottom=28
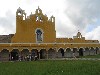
left=0, top=7, right=100, bottom=61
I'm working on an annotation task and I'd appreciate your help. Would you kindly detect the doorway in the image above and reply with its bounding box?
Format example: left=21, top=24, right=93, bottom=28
left=40, top=49, right=46, bottom=59
left=79, top=48, right=83, bottom=56
left=11, top=49, right=19, bottom=61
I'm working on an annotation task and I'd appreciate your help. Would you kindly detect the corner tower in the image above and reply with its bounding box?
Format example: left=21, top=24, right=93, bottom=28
left=11, top=7, right=56, bottom=43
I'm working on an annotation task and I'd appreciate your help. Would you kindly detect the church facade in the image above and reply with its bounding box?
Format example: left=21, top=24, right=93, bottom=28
left=0, top=7, right=100, bottom=61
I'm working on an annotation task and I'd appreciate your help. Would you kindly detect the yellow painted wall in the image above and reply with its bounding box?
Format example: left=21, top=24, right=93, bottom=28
left=11, top=7, right=56, bottom=43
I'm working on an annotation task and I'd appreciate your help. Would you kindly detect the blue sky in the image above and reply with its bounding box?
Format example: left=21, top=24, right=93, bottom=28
left=0, top=0, right=100, bottom=41
left=86, top=19, right=100, bottom=32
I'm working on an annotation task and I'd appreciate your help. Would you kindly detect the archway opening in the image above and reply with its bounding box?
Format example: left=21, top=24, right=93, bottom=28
left=66, top=48, right=73, bottom=58
left=0, top=49, right=9, bottom=61
left=95, top=47, right=99, bottom=54
left=58, top=48, right=64, bottom=58
left=73, top=48, right=79, bottom=57
left=90, top=47, right=95, bottom=55
left=11, top=49, right=19, bottom=61
left=48, top=48, right=56, bottom=59
left=79, top=48, right=84, bottom=56
left=73, top=48, right=77, bottom=53
left=40, top=49, right=46, bottom=59
left=21, top=49, right=29, bottom=61
left=85, top=47, right=90, bottom=56
left=31, top=49, right=39, bottom=60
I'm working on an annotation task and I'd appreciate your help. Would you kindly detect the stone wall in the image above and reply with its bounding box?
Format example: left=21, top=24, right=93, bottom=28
left=0, top=34, right=14, bottom=43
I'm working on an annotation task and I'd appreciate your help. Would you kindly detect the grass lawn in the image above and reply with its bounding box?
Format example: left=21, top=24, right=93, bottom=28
left=80, top=54, right=100, bottom=58
left=0, top=60, right=100, bottom=75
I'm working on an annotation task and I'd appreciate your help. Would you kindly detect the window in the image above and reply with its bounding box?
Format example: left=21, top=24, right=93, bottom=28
left=36, top=29, right=43, bottom=43
left=36, top=16, right=39, bottom=21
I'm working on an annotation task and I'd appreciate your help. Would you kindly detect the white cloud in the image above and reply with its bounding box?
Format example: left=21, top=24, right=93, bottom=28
left=64, top=0, right=100, bottom=40
left=85, top=26, right=100, bottom=41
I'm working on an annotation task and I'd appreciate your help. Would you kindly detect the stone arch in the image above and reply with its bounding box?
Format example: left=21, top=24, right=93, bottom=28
left=79, top=48, right=84, bottom=56
left=95, top=47, right=99, bottom=54
left=85, top=47, right=90, bottom=56
left=0, top=49, right=9, bottom=61
left=21, top=49, right=30, bottom=61
left=90, top=47, right=95, bottom=55
left=48, top=48, right=56, bottom=59
left=11, top=49, right=20, bottom=61
left=65, top=48, right=73, bottom=58
left=73, top=48, right=79, bottom=57
left=31, top=49, right=39, bottom=59
left=40, top=49, right=47, bottom=59
left=57, top=48, right=64, bottom=58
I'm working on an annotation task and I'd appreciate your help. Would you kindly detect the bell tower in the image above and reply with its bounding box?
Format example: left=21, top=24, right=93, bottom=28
left=11, top=7, right=56, bottom=43
left=16, top=7, right=26, bottom=33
